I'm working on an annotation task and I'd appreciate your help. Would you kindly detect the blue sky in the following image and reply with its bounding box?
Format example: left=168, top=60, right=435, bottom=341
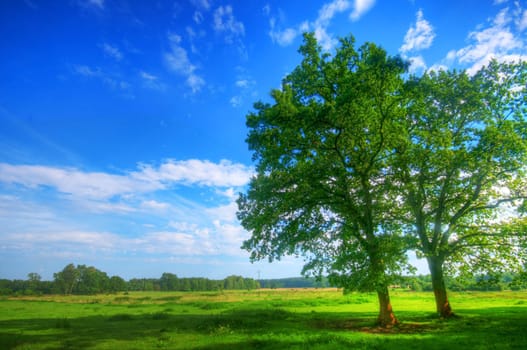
left=1, top=0, right=527, bottom=281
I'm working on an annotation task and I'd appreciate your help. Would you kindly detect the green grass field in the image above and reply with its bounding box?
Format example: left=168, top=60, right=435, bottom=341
left=1, top=289, right=526, bottom=349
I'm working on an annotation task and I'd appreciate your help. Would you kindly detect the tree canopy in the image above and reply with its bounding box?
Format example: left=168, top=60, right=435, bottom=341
left=238, top=32, right=527, bottom=324
left=397, top=61, right=527, bottom=316
left=238, top=33, right=413, bottom=326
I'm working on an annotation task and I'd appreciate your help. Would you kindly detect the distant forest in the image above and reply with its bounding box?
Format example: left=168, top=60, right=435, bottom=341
left=0, top=263, right=525, bottom=296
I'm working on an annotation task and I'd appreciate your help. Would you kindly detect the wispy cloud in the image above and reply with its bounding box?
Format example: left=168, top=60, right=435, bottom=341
left=73, top=64, right=100, bottom=77
left=213, top=5, right=245, bottom=43
left=311, top=0, right=353, bottom=50
left=266, top=5, right=308, bottom=47
left=518, top=9, right=527, bottom=31
left=77, top=0, right=105, bottom=11
left=0, top=158, right=255, bottom=265
left=0, top=159, right=253, bottom=201
left=0, top=163, right=156, bottom=200
left=446, top=5, right=527, bottom=74
left=266, top=0, right=376, bottom=50
left=135, top=159, right=253, bottom=187
left=88, top=0, right=104, bottom=9
left=139, top=71, right=166, bottom=91
left=72, top=64, right=131, bottom=93
left=164, top=33, right=205, bottom=93
left=191, top=0, right=211, bottom=11
left=349, top=0, right=375, bottom=21
left=269, top=26, right=300, bottom=46
left=400, top=10, right=435, bottom=54
left=399, top=10, right=435, bottom=73
left=212, top=5, right=247, bottom=59
left=408, top=55, right=427, bottom=74
left=230, top=69, right=257, bottom=108
left=101, top=43, right=123, bottom=61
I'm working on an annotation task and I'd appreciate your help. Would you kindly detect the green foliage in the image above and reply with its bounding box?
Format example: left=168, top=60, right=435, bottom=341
left=395, top=60, right=527, bottom=314
left=400, top=62, right=527, bottom=268
left=238, top=32, right=412, bottom=295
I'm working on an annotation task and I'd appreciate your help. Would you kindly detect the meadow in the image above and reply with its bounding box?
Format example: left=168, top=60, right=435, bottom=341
left=1, top=289, right=526, bottom=349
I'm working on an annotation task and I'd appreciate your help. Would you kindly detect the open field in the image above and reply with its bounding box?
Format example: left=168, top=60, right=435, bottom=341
left=1, top=289, right=526, bottom=349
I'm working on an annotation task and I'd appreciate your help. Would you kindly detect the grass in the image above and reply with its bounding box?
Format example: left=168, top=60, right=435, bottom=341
left=1, top=289, right=526, bottom=349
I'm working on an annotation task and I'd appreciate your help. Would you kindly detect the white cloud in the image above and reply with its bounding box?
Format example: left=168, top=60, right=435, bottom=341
left=135, top=159, right=253, bottom=188
left=73, top=64, right=100, bottom=77
left=263, top=4, right=271, bottom=16
left=101, top=43, right=122, bottom=61
left=235, top=79, right=249, bottom=88
left=427, top=63, right=449, bottom=73
left=0, top=163, right=155, bottom=200
left=318, top=0, right=351, bottom=24
left=230, top=70, right=257, bottom=108
left=72, top=64, right=130, bottom=92
left=191, top=0, right=210, bottom=11
left=206, top=201, right=238, bottom=222
left=314, top=26, right=337, bottom=51
left=185, top=74, right=206, bottom=93
left=230, top=95, right=242, bottom=107
left=313, top=0, right=352, bottom=50
left=408, top=55, right=427, bottom=74
left=0, top=159, right=253, bottom=201
left=517, top=9, right=527, bottom=31
left=270, top=27, right=299, bottom=46
left=0, top=158, right=255, bottom=262
left=449, top=7, right=527, bottom=74
left=266, top=0, right=375, bottom=50
left=141, top=200, right=171, bottom=211
left=213, top=5, right=245, bottom=43
left=350, top=0, right=375, bottom=21
left=193, top=11, right=204, bottom=24
left=139, top=71, right=156, bottom=81
left=400, top=10, right=435, bottom=53
left=139, top=71, right=166, bottom=91
left=164, top=33, right=205, bottom=93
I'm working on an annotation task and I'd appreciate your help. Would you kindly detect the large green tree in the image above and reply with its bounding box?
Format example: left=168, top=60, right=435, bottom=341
left=237, top=33, right=411, bottom=326
left=396, top=61, right=527, bottom=317
left=53, top=263, right=79, bottom=295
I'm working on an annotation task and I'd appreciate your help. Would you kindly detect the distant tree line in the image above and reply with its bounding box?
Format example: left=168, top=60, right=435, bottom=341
left=0, top=263, right=259, bottom=296
left=1, top=263, right=525, bottom=296
left=258, top=274, right=527, bottom=291
left=258, top=277, right=331, bottom=289
left=397, top=273, right=527, bottom=292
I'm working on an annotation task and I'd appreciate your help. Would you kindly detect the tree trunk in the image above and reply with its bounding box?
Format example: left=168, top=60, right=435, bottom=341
left=427, top=256, right=454, bottom=318
left=376, top=285, right=398, bottom=327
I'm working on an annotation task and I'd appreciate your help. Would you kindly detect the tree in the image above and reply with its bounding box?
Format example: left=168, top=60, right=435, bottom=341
left=109, top=275, right=127, bottom=293
left=237, top=33, right=411, bottom=326
left=27, top=272, right=41, bottom=293
left=53, top=263, right=79, bottom=295
left=75, top=265, right=110, bottom=294
left=396, top=61, right=527, bottom=317
left=159, top=272, right=178, bottom=291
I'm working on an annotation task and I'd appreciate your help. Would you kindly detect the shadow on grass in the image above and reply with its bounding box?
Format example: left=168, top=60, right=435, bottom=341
left=1, top=306, right=526, bottom=349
